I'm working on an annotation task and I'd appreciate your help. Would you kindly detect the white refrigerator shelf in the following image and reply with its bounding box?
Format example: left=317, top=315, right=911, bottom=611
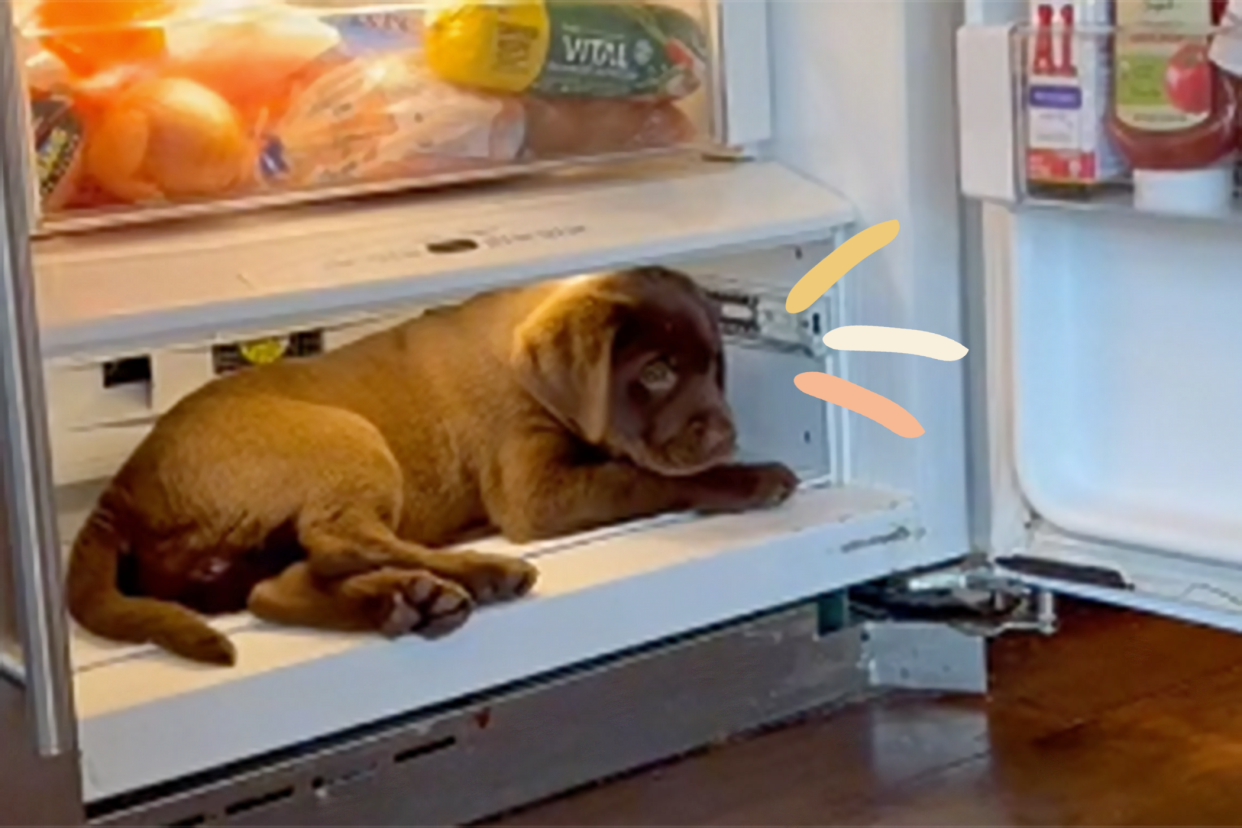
left=34, top=159, right=856, bottom=359
left=67, top=483, right=945, bottom=804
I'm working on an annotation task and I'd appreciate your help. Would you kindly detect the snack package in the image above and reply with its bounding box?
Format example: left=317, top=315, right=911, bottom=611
left=423, top=0, right=710, bottom=100
left=263, top=54, right=526, bottom=188
left=31, top=91, right=87, bottom=211
left=521, top=96, right=697, bottom=157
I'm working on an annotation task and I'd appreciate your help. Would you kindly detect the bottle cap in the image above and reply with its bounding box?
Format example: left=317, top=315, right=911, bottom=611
left=1133, top=156, right=1236, bottom=216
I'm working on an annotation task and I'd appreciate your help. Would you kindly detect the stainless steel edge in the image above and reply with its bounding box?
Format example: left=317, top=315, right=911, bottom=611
left=91, top=607, right=868, bottom=827
left=705, top=0, right=729, bottom=146
left=0, top=13, right=78, bottom=756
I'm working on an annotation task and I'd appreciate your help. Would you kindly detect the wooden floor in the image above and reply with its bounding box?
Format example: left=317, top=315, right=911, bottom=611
left=488, top=600, right=1242, bottom=826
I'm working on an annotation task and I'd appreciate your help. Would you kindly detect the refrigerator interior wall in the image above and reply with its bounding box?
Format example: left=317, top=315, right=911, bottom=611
left=17, top=0, right=980, bottom=808
left=51, top=245, right=930, bottom=806
left=44, top=246, right=841, bottom=489
left=767, top=0, right=971, bottom=556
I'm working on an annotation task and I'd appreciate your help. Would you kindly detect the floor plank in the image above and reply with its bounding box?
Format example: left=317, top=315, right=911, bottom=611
left=491, top=694, right=995, bottom=826
left=486, top=600, right=1242, bottom=826
left=840, top=663, right=1242, bottom=826
left=987, top=600, right=1242, bottom=724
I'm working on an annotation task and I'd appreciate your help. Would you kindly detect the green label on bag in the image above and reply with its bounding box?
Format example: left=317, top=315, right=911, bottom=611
left=535, top=1, right=709, bottom=98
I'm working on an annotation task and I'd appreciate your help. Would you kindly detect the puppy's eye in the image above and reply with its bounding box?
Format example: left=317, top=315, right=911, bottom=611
left=639, top=360, right=678, bottom=393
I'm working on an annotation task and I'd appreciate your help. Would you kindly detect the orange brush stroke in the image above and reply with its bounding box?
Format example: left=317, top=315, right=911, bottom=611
left=794, top=372, right=925, bottom=439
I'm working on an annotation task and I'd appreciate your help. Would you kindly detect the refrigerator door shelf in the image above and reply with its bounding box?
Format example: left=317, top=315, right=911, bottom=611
left=958, top=23, right=1242, bottom=220
left=33, top=158, right=855, bottom=361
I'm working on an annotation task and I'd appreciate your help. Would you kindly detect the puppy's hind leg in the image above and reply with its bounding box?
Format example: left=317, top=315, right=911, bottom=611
left=248, top=563, right=473, bottom=638
left=276, top=414, right=537, bottom=606
left=297, top=508, right=538, bottom=606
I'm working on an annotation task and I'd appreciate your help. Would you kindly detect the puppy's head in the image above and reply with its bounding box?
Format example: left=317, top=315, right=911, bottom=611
left=513, top=266, right=736, bottom=476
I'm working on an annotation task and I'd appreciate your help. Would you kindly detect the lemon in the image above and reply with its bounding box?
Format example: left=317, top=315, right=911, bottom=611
left=424, top=0, right=551, bottom=95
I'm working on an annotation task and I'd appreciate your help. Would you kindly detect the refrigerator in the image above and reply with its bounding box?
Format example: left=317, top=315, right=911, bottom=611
left=2, top=0, right=1233, bottom=824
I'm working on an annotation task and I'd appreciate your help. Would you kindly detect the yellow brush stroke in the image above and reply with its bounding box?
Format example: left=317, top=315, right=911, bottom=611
left=785, top=219, right=900, bottom=313
left=822, top=325, right=968, bottom=361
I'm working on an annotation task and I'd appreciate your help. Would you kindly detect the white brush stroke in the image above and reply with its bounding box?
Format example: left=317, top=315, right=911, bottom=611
left=823, top=325, right=968, bottom=361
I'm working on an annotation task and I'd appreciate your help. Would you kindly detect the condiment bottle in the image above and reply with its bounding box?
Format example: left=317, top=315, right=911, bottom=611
left=1024, top=0, right=1126, bottom=196
left=1208, top=0, right=1242, bottom=193
left=1107, top=0, right=1236, bottom=214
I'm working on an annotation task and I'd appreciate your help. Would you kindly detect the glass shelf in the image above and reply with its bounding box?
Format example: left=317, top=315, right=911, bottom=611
left=13, top=0, right=719, bottom=234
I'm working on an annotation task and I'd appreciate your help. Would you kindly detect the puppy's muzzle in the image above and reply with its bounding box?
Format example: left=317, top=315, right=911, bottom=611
left=691, top=415, right=737, bottom=463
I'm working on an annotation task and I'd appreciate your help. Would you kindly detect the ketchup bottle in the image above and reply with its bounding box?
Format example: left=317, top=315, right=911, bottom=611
left=1209, top=0, right=1242, bottom=160
left=1107, top=0, right=1235, bottom=213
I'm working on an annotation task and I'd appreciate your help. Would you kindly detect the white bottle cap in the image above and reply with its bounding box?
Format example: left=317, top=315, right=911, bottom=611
left=1210, top=0, right=1242, bottom=76
left=1133, top=156, right=1236, bottom=216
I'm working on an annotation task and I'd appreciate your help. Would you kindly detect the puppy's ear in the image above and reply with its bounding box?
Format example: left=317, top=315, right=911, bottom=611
left=513, top=281, right=633, bottom=444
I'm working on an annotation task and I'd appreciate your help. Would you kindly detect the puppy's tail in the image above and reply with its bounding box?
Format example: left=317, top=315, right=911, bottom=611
left=66, top=497, right=236, bottom=666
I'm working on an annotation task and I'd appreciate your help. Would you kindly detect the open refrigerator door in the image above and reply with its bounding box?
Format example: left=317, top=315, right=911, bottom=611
left=959, top=0, right=1242, bottom=631
left=1, top=0, right=973, bottom=819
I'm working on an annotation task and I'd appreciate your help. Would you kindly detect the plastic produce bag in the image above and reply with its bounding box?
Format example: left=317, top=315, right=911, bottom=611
left=264, top=54, right=527, bottom=188
left=424, top=0, right=710, bottom=99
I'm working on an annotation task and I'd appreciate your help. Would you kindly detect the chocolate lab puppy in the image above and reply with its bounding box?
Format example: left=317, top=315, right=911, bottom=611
left=66, top=267, right=799, bottom=666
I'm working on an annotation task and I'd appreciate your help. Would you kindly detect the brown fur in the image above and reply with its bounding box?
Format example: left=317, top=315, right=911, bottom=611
left=65, top=267, right=799, bottom=666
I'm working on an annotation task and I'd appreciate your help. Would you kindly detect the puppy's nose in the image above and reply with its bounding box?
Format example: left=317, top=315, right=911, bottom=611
left=694, top=416, right=736, bottom=456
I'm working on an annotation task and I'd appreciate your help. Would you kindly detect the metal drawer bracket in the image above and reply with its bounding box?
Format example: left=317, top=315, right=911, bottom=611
left=852, top=556, right=1061, bottom=639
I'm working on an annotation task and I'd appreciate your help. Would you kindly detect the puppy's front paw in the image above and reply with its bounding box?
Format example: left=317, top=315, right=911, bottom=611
left=691, top=462, right=800, bottom=515
left=439, top=552, right=539, bottom=605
